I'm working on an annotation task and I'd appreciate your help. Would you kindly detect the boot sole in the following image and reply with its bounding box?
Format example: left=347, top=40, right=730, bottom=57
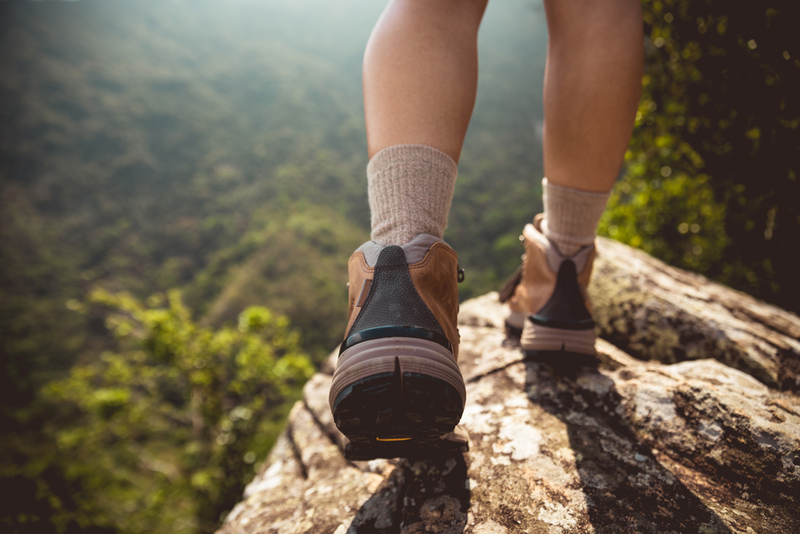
left=521, top=321, right=597, bottom=355
left=329, top=337, right=466, bottom=458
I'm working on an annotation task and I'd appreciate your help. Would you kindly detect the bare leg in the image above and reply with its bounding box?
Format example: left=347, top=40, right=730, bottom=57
left=503, top=0, right=643, bottom=353
left=363, top=0, right=489, bottom=164
left=330, top=1, right=489, bottom=457
left=543, top=0, right=643, bottom=193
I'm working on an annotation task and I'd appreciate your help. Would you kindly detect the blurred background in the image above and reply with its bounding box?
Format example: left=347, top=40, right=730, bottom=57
left=0, top=0, right=796, bottom=532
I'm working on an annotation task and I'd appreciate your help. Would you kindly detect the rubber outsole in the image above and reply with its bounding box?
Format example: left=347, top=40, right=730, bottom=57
left=330, top=352, right=466, bottom=460
left=329, top=337, right=465, bottom=407
left=505, top=318, right=599, bottom=369
left=520, top=320, right=596, bottom=355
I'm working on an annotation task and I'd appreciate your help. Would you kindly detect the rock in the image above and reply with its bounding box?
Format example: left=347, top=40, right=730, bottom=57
left=591, top=237, right=800, bottom=392
left=219, top=240, right=800, bottom=534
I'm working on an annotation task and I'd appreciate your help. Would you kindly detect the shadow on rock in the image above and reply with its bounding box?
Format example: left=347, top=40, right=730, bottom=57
left=347, top=453, right=470, bottom=533
left=525, top=360, right=734, bottom=534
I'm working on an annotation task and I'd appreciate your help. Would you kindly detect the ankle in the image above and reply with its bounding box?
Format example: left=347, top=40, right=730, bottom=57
left=541, top=178, right=610, bottom=256
left=368, top=145, right=457, bottom=246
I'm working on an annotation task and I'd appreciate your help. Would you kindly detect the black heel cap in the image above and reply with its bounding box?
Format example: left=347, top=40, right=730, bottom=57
left=346, top=246, right=448, bottom=349
left=529, top=260, right=595, bottom=331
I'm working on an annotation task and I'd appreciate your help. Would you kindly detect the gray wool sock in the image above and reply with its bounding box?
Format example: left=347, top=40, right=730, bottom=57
left=368, top=144, right=458, bottom=246
left=541, top=177, right=611, bottom=256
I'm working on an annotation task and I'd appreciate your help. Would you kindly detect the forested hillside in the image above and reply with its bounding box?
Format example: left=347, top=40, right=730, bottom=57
left=0, top=1, right=547, bottom=532
left=1, top=0, right=796, bottom=532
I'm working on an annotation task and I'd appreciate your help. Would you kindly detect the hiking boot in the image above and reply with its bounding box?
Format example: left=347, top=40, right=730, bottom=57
left=499, top=214, right=597, bottom=360
left=329, top=234, right=467, bottom=459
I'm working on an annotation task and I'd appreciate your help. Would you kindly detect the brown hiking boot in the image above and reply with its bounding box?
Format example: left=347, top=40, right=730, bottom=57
left=499, top=214, right=597, bottom=361
left=329, top=234, right=467, bottom=460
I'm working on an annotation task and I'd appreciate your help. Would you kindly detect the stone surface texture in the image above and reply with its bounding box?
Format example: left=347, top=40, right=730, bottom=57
left=218, top=239, right=800, bottom=534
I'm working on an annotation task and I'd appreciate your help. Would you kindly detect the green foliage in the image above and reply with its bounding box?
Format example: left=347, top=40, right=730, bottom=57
left=0, top=188, right=91, bottom=410
left=187, top=204, right=367, bottom=363
left=600, top=147, right=728, bottom=272
left=42, top=290, right=313, bottom=533
left=603, top=0, right=799, bottom=309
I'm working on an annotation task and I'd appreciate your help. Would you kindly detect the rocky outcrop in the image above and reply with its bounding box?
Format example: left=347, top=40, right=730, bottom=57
left=589, top=238, right=800, bottom=392
left=218, top=238, right=800, bottom=534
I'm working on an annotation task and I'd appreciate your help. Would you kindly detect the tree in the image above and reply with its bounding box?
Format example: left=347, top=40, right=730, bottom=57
left=601, top=0, right=799, bottom=311
left=43, top=290, right=313, bottom=533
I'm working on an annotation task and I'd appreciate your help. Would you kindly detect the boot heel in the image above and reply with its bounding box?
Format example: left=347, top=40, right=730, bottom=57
left=330, top=337, right=465, bottom=444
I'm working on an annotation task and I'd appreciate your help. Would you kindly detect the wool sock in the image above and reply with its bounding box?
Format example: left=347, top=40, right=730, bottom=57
left=541, top=177, right=611, bottom=256
left=368, top=144, right=458, bottom=246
